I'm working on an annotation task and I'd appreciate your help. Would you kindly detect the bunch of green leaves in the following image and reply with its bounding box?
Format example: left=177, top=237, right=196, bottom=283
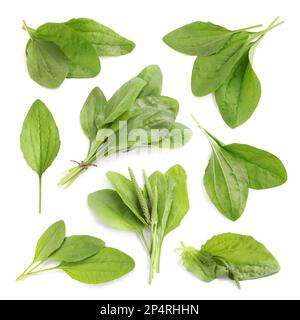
left=180, top=233, right=280, bottom=288
left=88, top=165, right=189, bottom=284
left=23, top=18, right=135, bottom=88
left=58, top=65, right=192, bottom=187
left=17, top=220, right=135, bottom=284
left=20, top=99, right=61, bottom=213
left=192, top=116, right=287, bottom=221
left=163, top=18, right=284, bottom=128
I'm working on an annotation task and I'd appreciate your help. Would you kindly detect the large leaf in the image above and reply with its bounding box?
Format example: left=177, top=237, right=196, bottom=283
left=88, top=189, right=144, bottom=234
left=104, top=77, right=146, bottom=124
left=35, top=23, right=100, bottom=78
left=20, top=99, right=61, bottom=176
left=26, top=38, right=69, bottom=88
left=34, top=221, right=66, bottom=262
left=58, top=247, right=135, bottom=284
left=163, top=21, right=234, bottom=56
left=137, top=65, right=163, bottom=97
left=191, top=32, right=250, bottom=96
left=215, top=48, right=261, bottom=128
left=224, top=143, right=287, bottom=189
left=80, top=87, right=107, bottom=148
left=48, top=235, right=105, bottom=262
left=201, top=233, right=280, bottom=281
left=65, top=18, right=135, bottom=56
left=204, top=142, right=249, bottom=221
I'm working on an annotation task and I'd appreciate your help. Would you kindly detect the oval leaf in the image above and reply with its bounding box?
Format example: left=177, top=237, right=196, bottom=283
left=48, top=235, right=105, bottom=262
left=58, top=247, right=135, bottom=284
left=137, top=65, right=163, bottom=98
left=34, top=220, right=66, bottom=262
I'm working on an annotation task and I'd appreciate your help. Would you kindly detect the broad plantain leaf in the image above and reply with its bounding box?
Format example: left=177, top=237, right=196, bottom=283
left=224, top=143, right=287, bottom=189
left=48, top=235, right=105, bottom=262
left=26, top=38, right=69, bottom=89
left=88, top=189, right=144, bottom=234
left=65, top=18, right=135, bottom=57
left=163, top=21, right=234, bottom=56
left=192, top=32, right=250, bottom=96
left=35, top=23, right=100, bottom=78
left=201, top=233, right=280, bottom=281
left=215, top=48, right=261, bottom=128
left=34, top=221, right=66, bottom=262
left=58, top=247, right=135, bottom=284
left=137, top=65, right=163, bottom=97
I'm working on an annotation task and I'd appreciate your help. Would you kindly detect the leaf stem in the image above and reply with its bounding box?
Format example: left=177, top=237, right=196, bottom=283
left=28, top=266, right=59, bottom=275
left=236, top=24, right=263, bottom=32
left=38, top=175, right=42, bottom=214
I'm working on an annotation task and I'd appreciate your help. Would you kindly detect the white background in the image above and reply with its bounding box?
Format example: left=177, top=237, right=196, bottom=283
left=0, top=0, right=299, bottom=300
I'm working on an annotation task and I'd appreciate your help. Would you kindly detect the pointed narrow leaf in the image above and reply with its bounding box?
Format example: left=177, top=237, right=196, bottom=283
left=163, top=21, right=233, bottom=56
left=224, top=143, right=288, bottom=189
left=34, top=221, right=66, bottom=262
left=65, top=18, right=135, bottom=56
left=48, top=235, right=105, bottom=262
left=88, top=189, right=144, bottom=233
left=58, top=247, right=135, bottom=284
left=26, top=38, right=69, bottom=89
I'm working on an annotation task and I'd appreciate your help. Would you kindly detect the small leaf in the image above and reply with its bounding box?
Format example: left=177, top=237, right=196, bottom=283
left=65, top=18, right=135, bottom=56
left=26, top=38, right=69, bottom=89
left=158, top=123, right=193, bottom=149
left=48, top=235, right=105, bottom=262
left=34, top=221, right=66, bottom=262
left=163, top=21, right=233, bottom=56
left=201, top=233, right=280, bottom=281
left=215, top=49, right=261, bottom=128
left=88, top=189, right=144, bottom=234
left=224, top=143, right=288, bottom=189
left=191, top=32, right=250, bottom=96
left=137, top=65, right=163, bottom=97
left=104, top=77, right=146, bottom=124
left=80, top=87, right=107, bottom=149
left=35, top=23, right=100, bottom=78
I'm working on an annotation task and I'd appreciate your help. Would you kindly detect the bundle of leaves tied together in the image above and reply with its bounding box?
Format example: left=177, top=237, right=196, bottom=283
left=180, top=233, right=280, bottom=288
left=23, top=18, right=135, bottom=88
left=163, top=18, right=284, bottom=128
left=192, top=116, right=287, bottom=221
left=88, top=165, right=189, bottom=284
left=59, top=65, right=192, bottom=187
left=17, top=221, right=135, bottom=284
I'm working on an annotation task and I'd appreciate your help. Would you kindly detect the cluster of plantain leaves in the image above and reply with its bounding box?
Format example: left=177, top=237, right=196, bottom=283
left=88, top=165, right=189, bottom=284
left=24, top=18, right=135, bottom=88
left=59, top=65, right=192, bottom=187
left=180, top=233, right=280, bottom=288
left=17, top=221, right=135, bottom=284
left=163, top=18, right=284, bottom=128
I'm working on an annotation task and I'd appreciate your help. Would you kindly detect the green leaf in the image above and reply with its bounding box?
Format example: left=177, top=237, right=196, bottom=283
left=201, top=233, right=280, bottom=281
left=65, top=18, right=135, bottom=57
left=58, top=247, right=135, bottom=284
left=158, top=123, right=193, bottom=149
left=34, top=221, right=66, bottom=262
left=215, top=48, right=261, bottom=128
left=26, top=38, right=69, bottom=88
left=104, top=77, right=146, bottom=124
left=163, top=21, right=234, bottom=56
left=88, top=189, right=144, bottom=234
left=163, top=165, right=189, bottom=236
left=80, top=87, right=107, bottom=149
left=20, top=100, right=61, bottom=212
left=191, top=32, right=250, bottom=96
left=35, top=23, right=100, bottom=78
left=106, top=171, right=146, bottom=224
left=137, top=65, right=163, bottom=97
left=48, top=235, right=105, bottom=262
left=181, top=246, right=226, bottom=282
left=224, top=143, right=288, bottom=189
